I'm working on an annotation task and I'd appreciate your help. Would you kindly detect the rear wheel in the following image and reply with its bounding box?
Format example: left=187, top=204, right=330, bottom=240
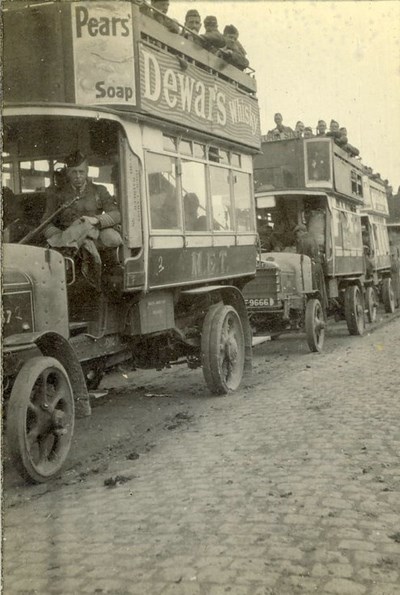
left=382, top=277, right=395, bottom=313
left=305, top=299, right=325, bottom=352
left=6, top=357, right=74, bottom=483
left=365, top=286, right=378, bottom=323
left=201, top=304, right=245, bottom=395
left=345, top=285, right=365, bottom=336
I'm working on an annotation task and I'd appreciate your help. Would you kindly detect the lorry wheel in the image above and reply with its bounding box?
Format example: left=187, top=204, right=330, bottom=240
left=344, top=285, right=365, bottom=336
left=6, top=357, right=74, bottom=484
left=201, top=304, right=245, bottom=395
left=382, top=277, right=395, bottom=313
left=305, top=299, right=325, bottom=353
left=365, top=286, right=378, bottom=323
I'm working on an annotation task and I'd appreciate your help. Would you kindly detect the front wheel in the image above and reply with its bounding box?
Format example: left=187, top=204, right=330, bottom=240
left=201, top=304, right=245, bottom=395
left=305, top=299, right=325, bottom=352
left=382, top=277, right=395, bottom=313
left=6, top=357, right=75, bottom=483
left=344, top=285, right=365, bottom=336
left=365, top=286, right=378, bottom=323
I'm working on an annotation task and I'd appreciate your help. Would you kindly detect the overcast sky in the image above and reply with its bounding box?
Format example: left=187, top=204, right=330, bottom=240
left=173, top=0, right=400, bottom=191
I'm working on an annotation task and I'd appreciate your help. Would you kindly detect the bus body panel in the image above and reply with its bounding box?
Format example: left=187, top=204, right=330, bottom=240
left=3, top=244, right=69, bottom=340
left=147, top=245, right=257, bottom=289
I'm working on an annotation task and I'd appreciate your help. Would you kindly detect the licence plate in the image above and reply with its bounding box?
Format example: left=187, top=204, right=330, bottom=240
left=3, top=291, right=34, bottom=336
left=245, top=297, right=275, bottom=307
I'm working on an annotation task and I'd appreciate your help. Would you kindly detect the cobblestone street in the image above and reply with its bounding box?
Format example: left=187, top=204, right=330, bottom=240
left=3, top=318, right=400, bottom=595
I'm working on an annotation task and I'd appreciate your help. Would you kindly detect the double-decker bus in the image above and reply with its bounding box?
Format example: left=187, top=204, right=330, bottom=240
left=2, top=0, right=261, bottom=482
left=243, top=135, right=398, bottom=352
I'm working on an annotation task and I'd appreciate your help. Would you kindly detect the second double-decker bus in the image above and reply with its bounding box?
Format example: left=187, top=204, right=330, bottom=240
left=243, top=135, right=397, bottom=351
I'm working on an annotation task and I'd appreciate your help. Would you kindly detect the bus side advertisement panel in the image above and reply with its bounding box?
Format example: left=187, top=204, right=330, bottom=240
left=139, top=45, right=261, bottom=149
left=71, top=1, right=136, bottom=106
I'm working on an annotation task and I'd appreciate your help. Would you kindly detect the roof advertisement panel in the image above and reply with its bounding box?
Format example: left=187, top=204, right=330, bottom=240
left=370, top=186, right=389, bottom=215
left=71, top=1, right=136, bottom=106
left=139, top=45, right=261, bottom=149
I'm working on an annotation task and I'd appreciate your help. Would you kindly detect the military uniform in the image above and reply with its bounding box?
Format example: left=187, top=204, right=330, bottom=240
left=266, top=126, right=295, bottom=141
left=218, top=41, right=249, bottom=71
left=42, top=181, right=121, bottom=247
left=201, top=17, right=225, bottom=52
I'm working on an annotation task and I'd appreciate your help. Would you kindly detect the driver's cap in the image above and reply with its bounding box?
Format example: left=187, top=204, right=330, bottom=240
left=65, top=150, right=87, bottom=168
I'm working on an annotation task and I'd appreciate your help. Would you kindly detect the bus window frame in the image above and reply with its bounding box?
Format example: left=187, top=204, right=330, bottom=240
left=146, top=151, right=182, bottom=233
left=147, top=138, right=252, bottom=236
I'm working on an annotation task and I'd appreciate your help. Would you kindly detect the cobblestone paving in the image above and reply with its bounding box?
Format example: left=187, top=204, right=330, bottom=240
left=3, top=319, right=400, bottom=594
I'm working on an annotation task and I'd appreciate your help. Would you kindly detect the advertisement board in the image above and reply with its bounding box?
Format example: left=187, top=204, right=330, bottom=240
left=71, top=1, right=136, bottom=106
left=139, top=45, right=261, bottom=149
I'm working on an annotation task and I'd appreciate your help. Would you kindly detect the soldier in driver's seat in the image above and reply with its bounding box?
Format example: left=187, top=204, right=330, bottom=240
left=41, top=151, right=122, bottom=289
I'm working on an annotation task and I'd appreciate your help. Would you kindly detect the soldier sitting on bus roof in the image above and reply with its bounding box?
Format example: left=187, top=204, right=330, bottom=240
left=316, top=120, right=327, bottom=136
left=183, top=9, right=202, bottom=36
left=326, top=119, right=341, bottom=140
left=295, top=121, right=305, bottom=138
left=304, top=127, right=314, bottom=138
left=227, top=24, right=248, bottom=59
left=325, top=121, right=360, bottom=157
left=150, top=0, right=180, bottom=33
left=41, top=151, right=122, bottom=290
left=338, top=127, right=360, bottom=157
left=265, top=113, right=295, bottom=141
left=217, top=25, right=249, bottom=71
left=200, top=16, right=226, bottom=52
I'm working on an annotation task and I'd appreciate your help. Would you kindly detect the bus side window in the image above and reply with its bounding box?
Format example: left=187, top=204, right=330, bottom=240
left=209, top=165, right=232, bottom=231
left=181, top=160, right=208, bottom=232
left=147, top=153, right=179, bottom=230
left=233, top=171, right=253, bottom=232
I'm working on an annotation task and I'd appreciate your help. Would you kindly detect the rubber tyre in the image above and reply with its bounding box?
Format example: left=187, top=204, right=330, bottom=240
left=344, top=285, right=365, bottom=336
left=6, top=357, right=75, bottom=484
left=365, top=286, right=378, bottom=323
left=305, top=299, right=325, bottom=353
left=201, top=304, right=245, bottom=395
left=382, top=277, right=395, bottom=313
left=201, top=303, right=223, bottom=394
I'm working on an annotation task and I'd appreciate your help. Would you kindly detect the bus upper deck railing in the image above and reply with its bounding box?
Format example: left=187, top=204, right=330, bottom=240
left=3, top=0, right=261, bottom=150
left=3, top=0, right=257, bottom=96
left=137, top=1, right=257, bottom=91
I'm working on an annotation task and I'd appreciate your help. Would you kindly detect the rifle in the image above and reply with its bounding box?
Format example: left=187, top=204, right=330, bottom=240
left=18, top=194, right=80, bottom=245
